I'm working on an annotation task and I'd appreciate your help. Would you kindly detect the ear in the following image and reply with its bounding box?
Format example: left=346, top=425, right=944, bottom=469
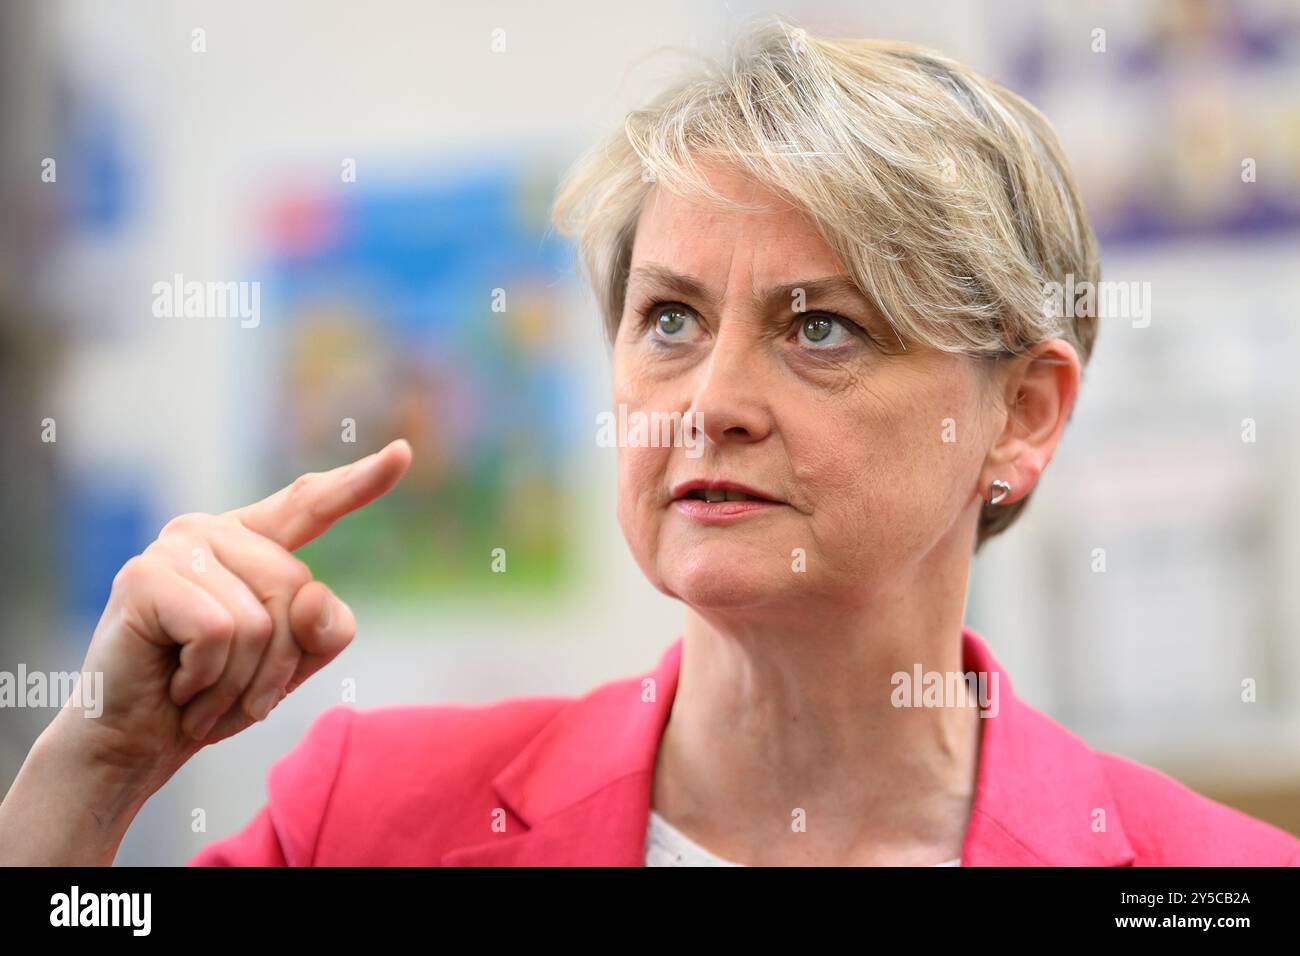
left=980, top=339, right=1082, bottom=505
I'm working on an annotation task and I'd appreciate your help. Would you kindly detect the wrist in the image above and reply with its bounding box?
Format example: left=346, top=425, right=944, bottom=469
left=0, top=714, right=156, bottom=865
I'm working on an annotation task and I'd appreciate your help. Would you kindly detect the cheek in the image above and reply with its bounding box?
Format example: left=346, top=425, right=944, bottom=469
left=612, top=339, right=663, bottom=409
left=613, top=350, right=668, bottom=517
left=616, top=445, right=661, bottom=507
left=790, top=420, right=890, bottom=559
left=788, top=372, right=981, bottom=555
left=612, top=340, right=682, bottom=575
left=614, top=444, right=679, bottom=595
left=616, top=445, right=668, bottom=543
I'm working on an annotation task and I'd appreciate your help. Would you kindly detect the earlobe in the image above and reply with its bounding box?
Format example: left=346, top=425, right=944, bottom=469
left=981, top=454, right=1044, bottom=507
left=987, top=478, right=1012, bottom=506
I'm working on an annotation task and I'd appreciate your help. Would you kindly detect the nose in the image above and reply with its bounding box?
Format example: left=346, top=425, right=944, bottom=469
left=686, top=326, right=774, bottom=448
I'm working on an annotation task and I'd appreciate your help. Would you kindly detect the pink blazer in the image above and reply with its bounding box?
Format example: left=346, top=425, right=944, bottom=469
left=188, top=626, right=1300, bottom=866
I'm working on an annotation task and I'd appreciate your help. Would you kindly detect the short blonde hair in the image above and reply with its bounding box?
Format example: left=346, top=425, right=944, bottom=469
left=550, top=17, right=1101, bottom=552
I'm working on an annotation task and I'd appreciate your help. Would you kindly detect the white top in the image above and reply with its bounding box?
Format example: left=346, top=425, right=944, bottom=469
left=645, top=809, right=961, bottom=866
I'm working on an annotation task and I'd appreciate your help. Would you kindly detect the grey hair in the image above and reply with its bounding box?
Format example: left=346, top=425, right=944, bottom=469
left=550, top=17, right=1101, bottom=551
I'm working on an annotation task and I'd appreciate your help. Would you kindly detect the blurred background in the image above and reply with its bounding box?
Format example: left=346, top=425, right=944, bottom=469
left=1, top=0, right=1298, bottom=864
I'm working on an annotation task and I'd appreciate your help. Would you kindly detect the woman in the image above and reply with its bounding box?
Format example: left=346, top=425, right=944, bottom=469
left=2, top=20, right=1297, bottom=867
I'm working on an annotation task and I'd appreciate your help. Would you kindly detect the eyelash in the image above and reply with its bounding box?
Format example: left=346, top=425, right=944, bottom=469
left=635, top=300, right=870, bottom=349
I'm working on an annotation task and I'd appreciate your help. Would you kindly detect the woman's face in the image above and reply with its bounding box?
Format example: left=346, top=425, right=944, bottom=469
left=613, top=164, right=1000, bottom=612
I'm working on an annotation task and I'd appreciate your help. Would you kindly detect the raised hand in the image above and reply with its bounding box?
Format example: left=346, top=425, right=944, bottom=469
left=104, top=439, right=408, bottom=749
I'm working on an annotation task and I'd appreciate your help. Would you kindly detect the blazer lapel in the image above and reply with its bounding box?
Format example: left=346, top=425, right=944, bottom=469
left=442, top=640, right=683, bottom=866
left=958, top=628, right=1137, bottom=866
left=444, top=628, right=1138, bottom=866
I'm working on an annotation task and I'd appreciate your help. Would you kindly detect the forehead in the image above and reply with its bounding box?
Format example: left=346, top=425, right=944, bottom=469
left=629, top=166, right=845, bottom=282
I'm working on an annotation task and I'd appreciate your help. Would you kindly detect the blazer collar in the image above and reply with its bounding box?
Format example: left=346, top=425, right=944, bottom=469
left=957, top=628, right=1135, bottom=866
left=442, top=627, right=1136, bottom=866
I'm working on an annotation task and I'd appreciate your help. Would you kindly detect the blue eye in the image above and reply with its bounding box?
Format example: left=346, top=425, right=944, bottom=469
left=653, top=305, right=696, bottom=339
left=797, top=314, right=852, bottom=347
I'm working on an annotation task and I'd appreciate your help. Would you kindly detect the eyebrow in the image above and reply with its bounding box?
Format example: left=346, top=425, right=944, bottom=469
left=626, top=263, right=877, bottom=315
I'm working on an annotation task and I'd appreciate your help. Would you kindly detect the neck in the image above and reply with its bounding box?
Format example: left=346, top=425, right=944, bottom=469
left=651, top=532, right=982, bottom=866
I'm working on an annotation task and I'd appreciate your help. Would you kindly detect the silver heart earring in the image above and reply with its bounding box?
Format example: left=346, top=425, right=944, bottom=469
left=988, top=479, right=1011, bottom=505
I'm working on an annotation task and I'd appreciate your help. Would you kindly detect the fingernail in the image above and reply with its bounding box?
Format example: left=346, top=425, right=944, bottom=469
left=190, top=711, right=218, bottom=741
left=318, top=599, right=333, bottom=631
left=252, top=690, right=278, bottom=721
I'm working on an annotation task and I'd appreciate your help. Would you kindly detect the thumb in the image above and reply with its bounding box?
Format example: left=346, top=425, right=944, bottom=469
left=287, top=580, right=356, bottom=677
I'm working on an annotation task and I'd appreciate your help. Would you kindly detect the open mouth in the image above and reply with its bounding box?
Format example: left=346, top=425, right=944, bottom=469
left=681, top=488, right=773, bottom=503
left=670, top=481, right=787, bottom=522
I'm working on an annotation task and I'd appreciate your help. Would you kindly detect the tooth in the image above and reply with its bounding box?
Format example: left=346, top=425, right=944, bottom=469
left=724, top=491, right=749, bottom=501
left=703, top=489, right=727, bottom=502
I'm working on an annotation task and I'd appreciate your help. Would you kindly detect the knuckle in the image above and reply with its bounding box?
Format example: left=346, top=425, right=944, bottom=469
left=144, top=536, right=190, bottom=568
left=160, top=511, right=211, bottom=539
left=141, top=538, right=171, bottom=560
left=271, top=553, right=313, bottom=590
left=210, top=679, right=243, bottom=710
left=286, top=555, right=314, bottom=588
left=184, top=643, right=225, bottom=684
left=245, top=606, right=275, bottom=644
left=239, top=608, right=275, bottom=647
left=111, top=554, right=155, bottom=594
left=285, top=473, right=320, bottom=506
left=195, top=605, right=237, bottom=645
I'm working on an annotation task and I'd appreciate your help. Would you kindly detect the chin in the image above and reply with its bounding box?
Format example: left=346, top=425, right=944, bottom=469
left=656, top=543, right=792, bottom=609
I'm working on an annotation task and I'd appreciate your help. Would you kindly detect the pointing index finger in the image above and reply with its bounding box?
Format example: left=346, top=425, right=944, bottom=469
left=231, top=439, right=412, bottom=551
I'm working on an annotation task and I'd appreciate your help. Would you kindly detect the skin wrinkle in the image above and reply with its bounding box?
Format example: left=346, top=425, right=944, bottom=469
left=555, top=24, right=1100, bottom=410
left=612, top=160, right=1078, bottom=866
left=546, top=22, right=1096, bottom=862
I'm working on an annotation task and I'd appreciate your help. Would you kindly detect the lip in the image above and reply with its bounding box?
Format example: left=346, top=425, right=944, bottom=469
left=669, top=479, right=789, bottom=525
left=669, top=479, right=785, bottom=503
